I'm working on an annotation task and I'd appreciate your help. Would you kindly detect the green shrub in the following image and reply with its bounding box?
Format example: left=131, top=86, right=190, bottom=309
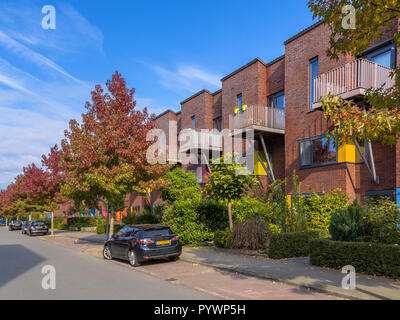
left=232, top=198, right=275, bottom=224
left=161, top=199, right=213, bottom=246
left=232, top=219, right=272, bottom=250
left=161, top=168, right=201, bottom=203
left=97, top=224, right=106, bottom=234
left=268, top=223, right=282, bottom=234
left=364, top=197, right=400, bottom=245
left=123, top=213, right=160, bottom=226
left=214, top=228, right=233, bottom=248
left=299, top=189, right=348, bottom=231
left=329, top=200, right=368, bottom=242
left=310, top=239, right=400, bottom=278
left=197, top=199, right=228, bottom=232
left=269, top=230, right=330, bottom=259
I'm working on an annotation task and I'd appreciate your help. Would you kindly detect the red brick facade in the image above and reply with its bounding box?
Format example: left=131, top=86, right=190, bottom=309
left=128, top=20, right=400, bottom=213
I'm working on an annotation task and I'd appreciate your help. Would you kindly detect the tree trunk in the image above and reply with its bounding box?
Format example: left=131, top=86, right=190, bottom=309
left=110, top=214, right=114, bottom=237
left=228, top=200, right=233, bottom=231
left=51, top=212, right=54, bottom=236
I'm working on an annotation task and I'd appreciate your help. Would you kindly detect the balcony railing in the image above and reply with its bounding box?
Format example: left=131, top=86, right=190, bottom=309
left=312, top=59, right=394, bottom=108
left=233, top=105, right=285, bottom=132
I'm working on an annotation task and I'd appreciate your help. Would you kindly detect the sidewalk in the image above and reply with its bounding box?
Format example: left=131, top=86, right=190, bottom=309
left=52, top=229, right=107, bottom=244
left=181, top=247, right=400, bottom=300
left=53, top=230, right=400, bottom=300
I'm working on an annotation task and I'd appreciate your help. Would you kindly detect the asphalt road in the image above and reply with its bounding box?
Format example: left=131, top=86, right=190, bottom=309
left=0, top=227, right=213, bottom=300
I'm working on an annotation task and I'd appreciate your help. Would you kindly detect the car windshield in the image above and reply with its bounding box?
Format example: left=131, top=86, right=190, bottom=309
left=142, top=228, right=172, bottom=237
left=15, top=221, right=22, bottom=224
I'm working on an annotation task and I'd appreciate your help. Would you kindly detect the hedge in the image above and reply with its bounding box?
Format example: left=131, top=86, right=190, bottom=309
left=310, top=239, right=400, bottom=278
left=268, top=230, right=330, bottom=259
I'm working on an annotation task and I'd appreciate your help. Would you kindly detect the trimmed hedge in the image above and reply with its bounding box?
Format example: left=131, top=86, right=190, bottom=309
left=310, top=239, right=400, bottom=278
left=269, top=230, right=330, bottom=259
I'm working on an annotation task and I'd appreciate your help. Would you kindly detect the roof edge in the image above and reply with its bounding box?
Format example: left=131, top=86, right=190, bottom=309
left=284, top=20, right=324, bottom=45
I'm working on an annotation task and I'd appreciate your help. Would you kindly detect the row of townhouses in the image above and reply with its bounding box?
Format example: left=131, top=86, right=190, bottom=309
left=57, top=20, right=400, bottom=216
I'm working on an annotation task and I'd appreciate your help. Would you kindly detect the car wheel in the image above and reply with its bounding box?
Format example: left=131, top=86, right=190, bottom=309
left=129, top=250, right=140, bottom=267
left=170, top=256, right=180, bottom=262
left=103, top=245, right=113, bottom=260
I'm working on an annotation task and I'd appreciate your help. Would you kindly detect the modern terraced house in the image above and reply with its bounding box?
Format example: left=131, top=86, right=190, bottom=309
left=57, top=20, right=399, bottom=216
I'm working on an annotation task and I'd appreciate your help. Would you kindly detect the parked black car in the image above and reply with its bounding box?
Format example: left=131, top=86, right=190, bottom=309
left=103, top=225, right=182, bottom=267
left=0, top=220, right=6, bottom=227
left=21, top=221, right=32, bottom=235
left=27, top=221, right=49, bottom=236
left=9, top=220, right=23, bottom=231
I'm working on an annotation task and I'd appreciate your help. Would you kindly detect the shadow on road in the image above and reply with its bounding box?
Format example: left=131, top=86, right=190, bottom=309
left=0, top=244, right=46, bottom=288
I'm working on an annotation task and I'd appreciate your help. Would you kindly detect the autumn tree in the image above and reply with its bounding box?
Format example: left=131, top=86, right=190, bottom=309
left=308, top=0, right=400, bottom=146
left=61, top=71, right=168, bottom=236
left=205, top=154, right=258, bottom=231
left=23, top=145, right=66, bottom=234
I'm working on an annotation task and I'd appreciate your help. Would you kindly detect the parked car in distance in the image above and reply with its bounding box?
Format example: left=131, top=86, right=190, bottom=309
left=27, top=221, right=49, bottom=236
left=21, top=221, right=31, bottom=235
left=0, top=220, right=6, bottom=227
left=9, top=220, right=23, bottom=231
left=103, top=224, right=182, bottom=267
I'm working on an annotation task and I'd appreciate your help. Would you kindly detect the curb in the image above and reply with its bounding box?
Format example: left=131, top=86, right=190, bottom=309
left=180, top=256, right=361, bottom=300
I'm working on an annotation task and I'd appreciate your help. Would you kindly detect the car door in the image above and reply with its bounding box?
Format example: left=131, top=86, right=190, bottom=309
left=111, top=227, right=133, bottom=259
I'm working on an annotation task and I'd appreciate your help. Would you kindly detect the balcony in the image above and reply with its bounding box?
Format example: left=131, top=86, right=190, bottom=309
left=312, top=59, right=395, bottom=109
left=232, top=105, right=285, bottom=134
left=178, top=130, right=223, bottom=154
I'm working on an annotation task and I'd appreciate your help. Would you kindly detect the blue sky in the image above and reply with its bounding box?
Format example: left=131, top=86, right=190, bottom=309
left=0, top=0, right=316, bottom=189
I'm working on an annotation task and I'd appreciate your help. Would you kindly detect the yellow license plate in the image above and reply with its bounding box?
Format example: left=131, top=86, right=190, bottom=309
left=37, top=227, right=43, bottom=229
left=157, top=240, right=170, bottom=246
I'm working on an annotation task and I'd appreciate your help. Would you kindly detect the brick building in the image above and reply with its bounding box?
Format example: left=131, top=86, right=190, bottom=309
left=153, top=20, right=400, bottom=207
left=57, top=20, right=399, bottom=216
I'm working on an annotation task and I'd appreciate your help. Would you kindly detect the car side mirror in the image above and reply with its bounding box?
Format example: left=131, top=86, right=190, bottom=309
left=112, top=233, right=117, bottom=239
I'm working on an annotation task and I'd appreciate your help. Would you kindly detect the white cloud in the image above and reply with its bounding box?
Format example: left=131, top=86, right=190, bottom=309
left=150, top=63, right=221, bottom=94
left=0, top=1, right=104, bottom=189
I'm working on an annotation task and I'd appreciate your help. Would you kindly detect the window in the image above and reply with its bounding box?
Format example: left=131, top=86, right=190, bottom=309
left=237, top=93, right=243, bottom=111
left=299, top=135, right=337, bottom=168
left=365, top=43, right=396, bottom=69
left=268, top=91, right=285, bottom=110
left=309, top=57, right=319, bottom=110
left=213, top=117, right=223, bottom=132
left=366, top=190, right=394, bottom=202
left=191, top=116, right=195, bottom=129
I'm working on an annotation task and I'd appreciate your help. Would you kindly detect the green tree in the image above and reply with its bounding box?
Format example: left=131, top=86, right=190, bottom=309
left=205, top=154, right=258, bottom=231
left=308, top=0, right=400, bottom=146
left=161, top=167, right=200, bottom=203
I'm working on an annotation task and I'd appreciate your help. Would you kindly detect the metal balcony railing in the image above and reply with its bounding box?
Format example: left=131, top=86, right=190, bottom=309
left=312, top=59, right=395, bottom=108
left=233, top=105, right=285, bottom=132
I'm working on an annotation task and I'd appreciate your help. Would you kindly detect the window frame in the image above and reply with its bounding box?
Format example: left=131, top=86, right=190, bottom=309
left=299, top=135, right=338, bottom=169
left=268, top=90, right=285, bottom=110
left=191, top=116, right=196, bottom=129
left=309, top=57, right=319, bottom=110
left=363, top=42, right=396, bottom=69
left=213, top=116, right=223, bottom=132
left=237, top=93, right=243, bottom=111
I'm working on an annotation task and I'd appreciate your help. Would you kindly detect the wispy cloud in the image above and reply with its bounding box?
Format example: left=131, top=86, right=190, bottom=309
left=0, top=1, right=104, bottom=189
left=150, top=63, right=222, bottom=94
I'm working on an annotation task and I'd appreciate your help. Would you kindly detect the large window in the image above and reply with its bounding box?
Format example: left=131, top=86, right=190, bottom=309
left=309, top=57, right=319, bottom=110
left=365, top=43, right=396, bottom=69
left=299, top=135, right=337, bottom=168
left=268, top=91, right=285, bottom=110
